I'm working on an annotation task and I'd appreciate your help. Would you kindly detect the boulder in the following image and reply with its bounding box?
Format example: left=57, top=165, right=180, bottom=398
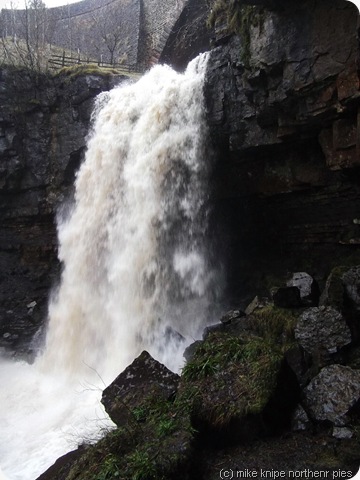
left=303, top=364, right=360, bottom=426
left=273, top=287, right=302, bottom=308
left=46, top=351, right=194, bottom=480
left=101, top=350, right=180, bottom=427
left=179, top=329, right=295, bottom=440
left=295, top=306, right=352, bottom=355
left=284, top=344, right=312, bottom=388
left=342, top=266, right=360, bottom=310
left=319, top=266, right=348, bottom=309
left=286, top=272, right=319, bottom=306
left=320, top=266, right=360, bottom=341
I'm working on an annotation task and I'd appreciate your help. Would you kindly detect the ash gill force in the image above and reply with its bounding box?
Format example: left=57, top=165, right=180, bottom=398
left=0, top=52, right=223, bottom=479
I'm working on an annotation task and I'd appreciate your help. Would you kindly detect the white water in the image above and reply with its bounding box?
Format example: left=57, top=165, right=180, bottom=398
left=0, top=53, right=222, bottom=480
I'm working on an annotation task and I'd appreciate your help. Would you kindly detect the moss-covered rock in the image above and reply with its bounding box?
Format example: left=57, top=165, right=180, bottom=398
left=101, top=351, right=180, bottom=427
left=178, top=307, right=298, bottom=440
left=40, top=352, right=195, bottom=480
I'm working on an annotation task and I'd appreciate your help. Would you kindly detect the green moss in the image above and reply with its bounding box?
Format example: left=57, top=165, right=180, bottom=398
left=207, top=0, right=264, bottom=65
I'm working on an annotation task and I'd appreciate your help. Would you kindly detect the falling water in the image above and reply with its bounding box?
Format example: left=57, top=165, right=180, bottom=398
left=0, top=53, right=221, bottom=480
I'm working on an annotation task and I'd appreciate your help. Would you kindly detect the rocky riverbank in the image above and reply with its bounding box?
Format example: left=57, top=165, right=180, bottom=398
left=37, top=264, right=360, bottom=479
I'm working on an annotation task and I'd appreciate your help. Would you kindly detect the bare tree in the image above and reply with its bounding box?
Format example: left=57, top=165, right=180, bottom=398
left=0, top=0, right=51, bottom=72
left=91, top=3, right=128, bottom=65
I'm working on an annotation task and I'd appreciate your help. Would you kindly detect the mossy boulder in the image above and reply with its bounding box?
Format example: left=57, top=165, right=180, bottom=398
left=46, top=351, right=194, bottom=480
left=64, top=396, right=194, bottom=480
left=178, top=306, right=298, bottom=441
left=101, top=350, right=180, bottom=427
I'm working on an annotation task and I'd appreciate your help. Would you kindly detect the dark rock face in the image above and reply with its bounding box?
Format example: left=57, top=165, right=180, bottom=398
left=205, top=0, right=360, bottom=301
left=0, top=68, right=125, bottom=356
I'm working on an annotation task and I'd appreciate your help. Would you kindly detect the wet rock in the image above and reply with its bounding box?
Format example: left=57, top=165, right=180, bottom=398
left=303, top=364, right=360, bottom=426
left=203, top=315, right=253, bottom=340
left=273, top=286, right=302, bottom=308
left=285, top=344, right=312, bottom=388
left=292, top=404, right=311, bottom=432
left=245, top=296, right=270, bottom=315
left=101, top=350, right=180, bottom=427
left=183, top=340, right=202, bottom=362
left=342, top=266, right=360, bottom=311
left=205, top=0, right=360, bottom=303
left=295, top=306, right=352, bottom=355
left=320, top=266, right=360, bottom=342
left=319, top=267, right=348, bottom=309
left=0, top=67, right=125, bottom=355
left=220, top=309, right=246, bottom=324
left=332, top=426, right=353, bottom=440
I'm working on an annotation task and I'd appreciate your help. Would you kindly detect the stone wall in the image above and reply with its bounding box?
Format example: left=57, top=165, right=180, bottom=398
left=138, top=0, right=188, bottom=66
left=159, top=0, right=211, bottom=71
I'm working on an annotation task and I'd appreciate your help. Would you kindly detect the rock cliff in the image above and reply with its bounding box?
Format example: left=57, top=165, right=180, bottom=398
left=0, top=67, right=125, bottom=356
left=204, top=0, right=360, bottom=303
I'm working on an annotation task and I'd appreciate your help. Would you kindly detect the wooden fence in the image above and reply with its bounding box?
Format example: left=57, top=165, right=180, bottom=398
left=48, top=52, right=145, bottom=74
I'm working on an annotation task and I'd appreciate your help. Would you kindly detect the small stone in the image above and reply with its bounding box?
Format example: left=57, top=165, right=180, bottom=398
left=27, top=301, right=37, bottom=309
left=332, top=426, right=353, bottom=439
left=220, top=309, right=245, bottom=324
left=292, top=404, right=311, bottom=431
left=245, top=296, right=270, bottom=315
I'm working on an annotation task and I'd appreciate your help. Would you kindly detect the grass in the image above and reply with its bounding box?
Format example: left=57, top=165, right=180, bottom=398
left=64, top=391, right=194, bottom=480
left=251, top=305, right=297, bottom=344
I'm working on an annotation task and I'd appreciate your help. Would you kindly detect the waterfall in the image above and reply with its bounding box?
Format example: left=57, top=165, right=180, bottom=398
left=0, top=53, right=221, bottom=480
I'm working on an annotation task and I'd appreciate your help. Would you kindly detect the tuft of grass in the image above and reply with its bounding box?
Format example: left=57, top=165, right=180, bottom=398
left=65, top=391, right=194, bottom=480
left=251, top=305, right=297, bottom=345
